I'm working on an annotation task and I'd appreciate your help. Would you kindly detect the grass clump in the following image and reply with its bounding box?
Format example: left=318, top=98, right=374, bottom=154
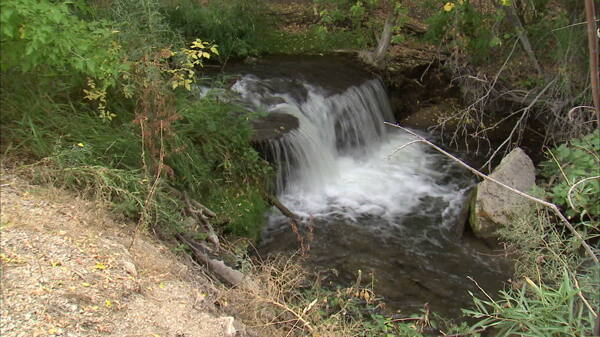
left=460, top=133, right=600, bottom=336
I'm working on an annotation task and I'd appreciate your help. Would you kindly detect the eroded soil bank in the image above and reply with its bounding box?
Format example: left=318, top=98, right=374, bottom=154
left=0, top=171, right=243, bottom=337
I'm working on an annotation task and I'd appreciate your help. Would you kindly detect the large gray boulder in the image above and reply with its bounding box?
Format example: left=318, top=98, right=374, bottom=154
left=469, top=147, right=536, bottom=238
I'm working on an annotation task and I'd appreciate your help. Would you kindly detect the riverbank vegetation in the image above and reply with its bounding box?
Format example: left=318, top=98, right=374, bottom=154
left=1, top=0, right=598, bottom=336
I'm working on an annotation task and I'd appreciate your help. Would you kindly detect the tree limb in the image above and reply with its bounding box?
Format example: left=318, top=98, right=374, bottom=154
left=385, top=122, right=599, bottom=265
left=176, top=234, right=244, bottom=286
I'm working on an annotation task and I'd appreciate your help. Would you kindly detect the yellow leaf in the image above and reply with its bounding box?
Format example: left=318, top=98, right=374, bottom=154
left=0, top=254, right=12, bottom=263
left=105, top=299, right=112, bottom=308
left=159, top=282, right=166, bottom=289
left=95, top=262, right=107, bottom=270
left=500, top=0, right=511, bottom=5
left=202, top=52, right=210, bottom=59
left=77, top=143, right=84, bottom=148
left=82, top=282, right=91, bottom=287
left=210, top=46, right=219, bottom=55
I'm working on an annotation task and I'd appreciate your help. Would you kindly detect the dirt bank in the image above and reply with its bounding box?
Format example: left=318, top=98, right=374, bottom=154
left=0, top=170, right=243, bottom=337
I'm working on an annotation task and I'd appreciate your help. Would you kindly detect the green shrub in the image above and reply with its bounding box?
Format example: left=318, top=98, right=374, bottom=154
left=424, top=0, right=499, bottom=64
left=539, top=131, right=600, bottom=220
left=164, top=94, right=272, bottom=238
left=0, top=0, right=127, bottom=86
left=162, top=0, right=269, bottom=60
left=107, top=0, right=182, bottom=56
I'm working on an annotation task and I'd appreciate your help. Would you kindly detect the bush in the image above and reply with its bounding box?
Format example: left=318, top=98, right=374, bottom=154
left=424, top=0, right=500, bottom=65
left=162, top=0, right=270, bottom=60
left=539, top=131, right=600, bottom=220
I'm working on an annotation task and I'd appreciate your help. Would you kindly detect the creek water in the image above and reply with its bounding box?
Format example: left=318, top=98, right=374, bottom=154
left=228, top=56, right=511, bottom=319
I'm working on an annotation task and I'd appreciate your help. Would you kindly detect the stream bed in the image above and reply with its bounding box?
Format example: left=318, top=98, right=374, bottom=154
left=226, top=55, right=512, bottom=319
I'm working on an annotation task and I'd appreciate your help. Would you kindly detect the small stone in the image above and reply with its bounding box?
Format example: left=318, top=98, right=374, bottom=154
left=122, top=261, right=137, bottom=277
left=220, top=316, right=236, bottom=337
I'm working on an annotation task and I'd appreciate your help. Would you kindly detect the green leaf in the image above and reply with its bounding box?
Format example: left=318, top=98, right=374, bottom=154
left=489, top=36, right=502, bottom=47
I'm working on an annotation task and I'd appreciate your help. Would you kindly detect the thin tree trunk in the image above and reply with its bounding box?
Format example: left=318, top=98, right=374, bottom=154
left=372, top=11, right=396, bottom=65
left=502, top=3, right=543, bottom=77
left=584, top=0, right=600, bottom=126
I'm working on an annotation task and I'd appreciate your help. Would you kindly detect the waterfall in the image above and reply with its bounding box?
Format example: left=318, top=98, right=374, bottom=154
left=232, top=73, right=469, bottom=227
left=231, top=63, right=509, bottom=319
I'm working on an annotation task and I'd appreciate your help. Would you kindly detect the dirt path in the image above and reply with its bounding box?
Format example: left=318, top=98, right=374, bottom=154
left=0, top=171, right=242, bottom=337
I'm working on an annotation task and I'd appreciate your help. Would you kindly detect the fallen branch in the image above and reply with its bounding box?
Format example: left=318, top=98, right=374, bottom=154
left=501, top=3, right=543, bottom=77
left=176, top=234, right=244, bottom=286
left=385, top=122, right=599, bottom=265
left=264, top=193, right=300, bottom=222
left=165, top=186, right=220, bottom=249
left=479, top=78, right=556, bottom=171
left=183, top=191, right=220, bottom=250
left=165, top=185, right=217, bottom=218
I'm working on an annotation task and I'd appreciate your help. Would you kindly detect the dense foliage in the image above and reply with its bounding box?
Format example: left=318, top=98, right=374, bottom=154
left=540, top=131, right=600, bottom=220
left=0, top=0, right=272, bottom=239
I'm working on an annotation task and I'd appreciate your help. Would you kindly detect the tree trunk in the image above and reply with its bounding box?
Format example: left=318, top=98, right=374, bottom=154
left=584, top=0, right=600, bottom=126
left=359, top=10, right=396, bottom=68
left=372, top=12, right=396, bottom=65
left=502, top=3, right=543, bottom=77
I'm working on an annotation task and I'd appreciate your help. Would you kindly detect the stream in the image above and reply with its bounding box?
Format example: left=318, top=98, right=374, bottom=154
left=226, top=55, right=511, bottom=319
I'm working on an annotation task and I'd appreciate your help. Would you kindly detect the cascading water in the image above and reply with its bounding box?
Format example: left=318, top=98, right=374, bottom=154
left=230, top=57, right=510, bottom=319
left=233, top=74, right=466, bottom=226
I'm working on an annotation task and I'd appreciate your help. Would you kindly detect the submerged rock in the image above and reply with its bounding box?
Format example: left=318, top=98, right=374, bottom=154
left=469, top=147, right=536, bottom=238
left=250, top=111, right=299, bottom=143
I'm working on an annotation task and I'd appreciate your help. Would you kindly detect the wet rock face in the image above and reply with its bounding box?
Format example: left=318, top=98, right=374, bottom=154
left=469, top=147, right=536, bottom=238
left=250, top=111, right=299, bottom=143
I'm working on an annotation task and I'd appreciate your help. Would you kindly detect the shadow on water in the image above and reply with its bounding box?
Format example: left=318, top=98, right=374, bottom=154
left=224, top=55, right=512, bottom=321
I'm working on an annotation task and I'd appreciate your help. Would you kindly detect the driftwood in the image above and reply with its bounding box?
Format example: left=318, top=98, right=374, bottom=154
left=182, top=191, right=220, bottom=250
left=166, top=186, right=220, bottom=249
left=176, top=234, right=244, bottom=286
left=264, top=193, right=300, bottom=222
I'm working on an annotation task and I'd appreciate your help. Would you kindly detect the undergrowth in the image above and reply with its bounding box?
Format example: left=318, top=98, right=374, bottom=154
left=463, top=132, right=600, bottom=336
left=226, top=255, right=446, bottom=337
left=0, top=0, right=271, bottom=239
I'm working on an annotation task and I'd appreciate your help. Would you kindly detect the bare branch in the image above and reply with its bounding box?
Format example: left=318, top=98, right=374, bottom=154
left=385, top=122, right=599, bottom=265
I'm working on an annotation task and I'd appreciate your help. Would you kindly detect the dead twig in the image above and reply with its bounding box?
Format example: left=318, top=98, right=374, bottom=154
left=386, top=122, right=599, bottom=265
left=480, top=78, right=556, bottom=171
